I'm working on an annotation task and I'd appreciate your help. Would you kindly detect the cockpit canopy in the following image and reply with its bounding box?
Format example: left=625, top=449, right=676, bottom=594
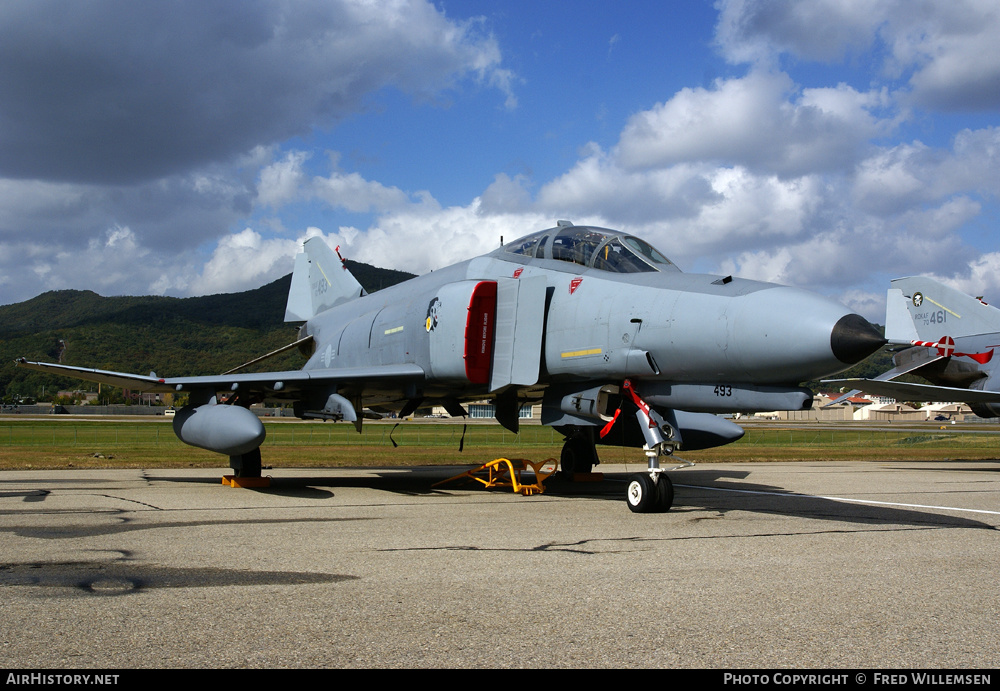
left=502, top=224, right=679, bottom=274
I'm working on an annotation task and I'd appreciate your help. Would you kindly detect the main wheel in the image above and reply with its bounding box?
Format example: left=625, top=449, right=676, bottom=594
left=654, top=473, right=674, bottom=512
left=561, top=436, right=595, bottom=477
left=626, top=473, right=656, bottom=513
left=231, top=447, right=262, bottom=478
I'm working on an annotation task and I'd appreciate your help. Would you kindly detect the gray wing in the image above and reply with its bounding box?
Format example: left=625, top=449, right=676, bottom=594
left=15, top=359, right=424, bottom=396
left=822, top=351, right=946, bottom=406
left=824, top=378, right=1000, bottom=404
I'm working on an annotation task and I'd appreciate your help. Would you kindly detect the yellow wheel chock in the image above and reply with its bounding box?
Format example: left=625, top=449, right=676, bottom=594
left=222, top=475, right=271, bottom=488
left=433, top=458, right=558, bottom=496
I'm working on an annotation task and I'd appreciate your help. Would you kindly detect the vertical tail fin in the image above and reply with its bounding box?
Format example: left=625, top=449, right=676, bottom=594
left=284, top=238, right=366, bottom=322
left=886, top=276, right=1000, bottom=343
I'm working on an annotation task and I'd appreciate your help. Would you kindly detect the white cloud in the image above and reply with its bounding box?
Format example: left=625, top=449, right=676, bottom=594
left=311, top=167, right=412, bottom=214
left=256, top=150, right=418, bottom=214
left=257, top=152, right=310, bottom=209
left=884, top=0, right=1000, bottom=110
left=535, top=149, right=719, bottom=223
left=343, top=203, right=549, bottom=275
left=852, top=143, right=934, bottom=215
left=894, top=197, right=982, bottom=240
left=716, top=0, right=1000, bottom=111
left=838, top=289, right=888, bottom=322
left=933, top=253, right=1000, bottom=303
left=715, top=0, right=888, bottom=64
left=947, top=128, right=1000, bottom=197
left=668, top=168, right=820, bottom=255
left=2, top=225, right=176, bottom=301
left=480, top=173, right=534, bottom=213
left=718, top=246, right=794, bottom=285
left=186, top=228, right=301, bottom=296
left=617, top=71, right=891, bottom=177
left=852, top=127, right=1000, bottom=215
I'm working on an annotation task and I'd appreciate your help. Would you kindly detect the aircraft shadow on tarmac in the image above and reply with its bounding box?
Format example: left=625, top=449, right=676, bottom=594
left=3, top=465, right=995, bottom=533
left=0, top=555, right=357, bottom=597
left=150, top=465, right=1000, bottom=532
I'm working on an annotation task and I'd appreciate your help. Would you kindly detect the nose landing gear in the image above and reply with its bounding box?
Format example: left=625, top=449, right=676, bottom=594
left=614, top=379, right=692, bottom=513
left=626, top=470, right=673, bottom=513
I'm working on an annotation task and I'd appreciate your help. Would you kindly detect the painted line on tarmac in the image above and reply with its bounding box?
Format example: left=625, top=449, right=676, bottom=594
left=675, top=484, right=1000, bottom=517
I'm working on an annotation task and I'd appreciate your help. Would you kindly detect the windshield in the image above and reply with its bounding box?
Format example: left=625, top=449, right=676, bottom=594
left=503, top=225, right=678, bottom=273
left=593, top=239, right=656, bottom=273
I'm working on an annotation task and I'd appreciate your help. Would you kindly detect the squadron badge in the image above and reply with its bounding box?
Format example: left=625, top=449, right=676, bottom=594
left=425, top=297, right=441, bottom=332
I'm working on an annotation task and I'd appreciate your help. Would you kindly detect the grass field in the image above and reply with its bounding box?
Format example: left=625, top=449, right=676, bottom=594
left=1, top=417, right=999, bottom=470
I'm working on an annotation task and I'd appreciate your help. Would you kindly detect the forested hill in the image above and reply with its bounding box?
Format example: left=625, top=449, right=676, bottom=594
left=0, top=260, right=415, bottom=400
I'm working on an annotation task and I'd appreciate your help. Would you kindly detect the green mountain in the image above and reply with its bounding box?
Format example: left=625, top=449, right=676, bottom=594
left=0, top=260, right=415, bottom=402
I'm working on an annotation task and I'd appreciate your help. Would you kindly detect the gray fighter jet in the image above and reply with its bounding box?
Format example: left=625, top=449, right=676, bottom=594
left=17, top=222, right=885, bottom=512
left=827, top=276, right=1000, bottom=417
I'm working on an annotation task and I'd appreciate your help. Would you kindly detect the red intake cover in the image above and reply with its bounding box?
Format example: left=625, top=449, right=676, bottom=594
left=464, top=282, right=497, bottom=384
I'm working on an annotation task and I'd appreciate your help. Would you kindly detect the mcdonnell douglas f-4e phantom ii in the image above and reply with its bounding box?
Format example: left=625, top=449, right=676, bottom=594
left=16, top=221, right=885, bottom=512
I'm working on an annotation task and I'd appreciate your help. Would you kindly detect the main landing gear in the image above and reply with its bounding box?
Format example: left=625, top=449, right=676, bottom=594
left=224, top=448, right=270, bottom=488
left=560, top=430, right=599, bottom=476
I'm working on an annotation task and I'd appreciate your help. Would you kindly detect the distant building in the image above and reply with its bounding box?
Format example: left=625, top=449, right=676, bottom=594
left=767, top=392, right=854, bottom=421
left=854, top=401, right=922, bottom=421
left=918, top=402, right=971, bottom=421
left=56, top=390, right=98, bottom=404
left=431, top=401, right=538, bottom=420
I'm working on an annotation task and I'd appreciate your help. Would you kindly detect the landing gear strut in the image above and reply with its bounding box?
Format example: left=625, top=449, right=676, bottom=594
left=618, top=379, right=688, bottom=514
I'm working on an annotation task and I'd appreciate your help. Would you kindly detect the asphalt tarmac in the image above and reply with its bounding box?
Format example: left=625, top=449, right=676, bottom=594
left=2, top=460, right=998, bottom=669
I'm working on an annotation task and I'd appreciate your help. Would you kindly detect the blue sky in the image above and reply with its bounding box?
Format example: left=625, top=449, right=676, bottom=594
left=1, top=0, right=998, bottom=323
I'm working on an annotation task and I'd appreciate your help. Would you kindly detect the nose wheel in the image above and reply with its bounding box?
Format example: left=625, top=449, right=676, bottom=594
left=626, top=472, right=673, bottom=513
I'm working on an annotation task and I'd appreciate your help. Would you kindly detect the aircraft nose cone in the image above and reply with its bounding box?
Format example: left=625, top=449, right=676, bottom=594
left=831, top=314, right=886, bottom=364
left=726, top=286, right=887, bottom=382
